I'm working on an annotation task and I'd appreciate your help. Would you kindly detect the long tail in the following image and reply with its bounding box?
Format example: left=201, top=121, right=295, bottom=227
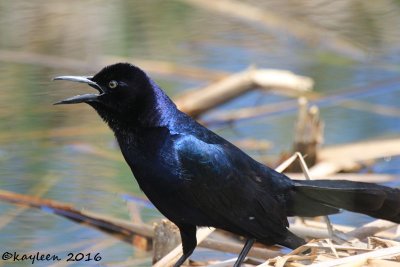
left=288, top=180, right=400, bottom=223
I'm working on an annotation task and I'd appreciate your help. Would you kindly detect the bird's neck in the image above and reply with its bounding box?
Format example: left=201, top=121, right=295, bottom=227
left=138, top=78, right=179, bottom=128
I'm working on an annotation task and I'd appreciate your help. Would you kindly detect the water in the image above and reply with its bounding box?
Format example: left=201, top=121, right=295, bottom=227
left=0, top=1, right=399, bottom=266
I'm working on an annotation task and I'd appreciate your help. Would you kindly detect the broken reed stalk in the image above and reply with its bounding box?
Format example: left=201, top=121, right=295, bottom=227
left=0, top=189, right=153, bottom=249
left=205, top=76, right=400, bottom=127
left=200, top=239, right=282, bottom=260
left=153, top=227, right=216, bottom=267
left=290, top=219, right=397, bottom=241
left=289, top=98, right=323, bottom=172
left=310, top=137, right=400, bottom=178
left=175, top=68, right=313, bottom=117
left=344, top=219, right=398, bottom=242
left=152, top=220, right=182, bottom=264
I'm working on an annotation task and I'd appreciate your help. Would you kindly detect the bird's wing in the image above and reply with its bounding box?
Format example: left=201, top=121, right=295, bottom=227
left=174, top=134, right=290, bottom=240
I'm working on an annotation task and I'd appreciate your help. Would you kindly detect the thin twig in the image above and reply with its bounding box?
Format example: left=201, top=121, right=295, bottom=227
left=308, top=245, right=400, bottom=267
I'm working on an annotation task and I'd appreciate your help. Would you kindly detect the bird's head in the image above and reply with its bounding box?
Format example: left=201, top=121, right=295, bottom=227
left=54, top=63, right=173, bottom=127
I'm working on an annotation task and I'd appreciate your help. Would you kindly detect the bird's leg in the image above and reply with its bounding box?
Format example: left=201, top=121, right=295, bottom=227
left=174, top=224, right=197, bottom=267
left=233, top=238, right=255, bottom=267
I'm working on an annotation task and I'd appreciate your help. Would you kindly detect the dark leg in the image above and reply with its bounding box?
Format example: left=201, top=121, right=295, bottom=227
left=233, top=238, right=255, bottom=267
left=173, top=224, right=197, bottom=267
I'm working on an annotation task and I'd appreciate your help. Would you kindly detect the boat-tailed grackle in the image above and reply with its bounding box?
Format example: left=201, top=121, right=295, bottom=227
left=54, top=63, right=400, bottom=267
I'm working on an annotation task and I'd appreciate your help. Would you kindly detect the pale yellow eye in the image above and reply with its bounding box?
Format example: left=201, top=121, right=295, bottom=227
left=108, top=80, right=118, bottom=89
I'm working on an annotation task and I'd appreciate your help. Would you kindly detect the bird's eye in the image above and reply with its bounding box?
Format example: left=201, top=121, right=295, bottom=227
left=108, top=80, right=118, bottom=89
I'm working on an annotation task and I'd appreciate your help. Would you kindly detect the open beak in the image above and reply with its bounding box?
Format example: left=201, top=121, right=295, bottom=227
left=53, top=76, right=103, bottom=105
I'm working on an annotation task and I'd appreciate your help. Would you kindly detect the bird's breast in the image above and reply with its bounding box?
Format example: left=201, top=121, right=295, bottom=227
left=116, top=128, right=183, bottom=186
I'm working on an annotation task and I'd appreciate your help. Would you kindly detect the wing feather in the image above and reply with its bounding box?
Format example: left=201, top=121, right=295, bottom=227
left=174, top=135, right=290, bottom=240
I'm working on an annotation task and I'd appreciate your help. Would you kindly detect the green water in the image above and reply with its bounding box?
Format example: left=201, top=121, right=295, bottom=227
left=0, top=1, right=400, bottom=266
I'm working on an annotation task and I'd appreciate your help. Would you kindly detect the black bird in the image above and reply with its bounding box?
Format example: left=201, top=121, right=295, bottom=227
left=54, top=63, right=400, bottom=266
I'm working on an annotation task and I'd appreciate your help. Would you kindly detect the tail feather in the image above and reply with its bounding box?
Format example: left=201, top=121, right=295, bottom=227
left=291, top=180, right=400, bottom=223
left=362, top=186, right=400, bottom=222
